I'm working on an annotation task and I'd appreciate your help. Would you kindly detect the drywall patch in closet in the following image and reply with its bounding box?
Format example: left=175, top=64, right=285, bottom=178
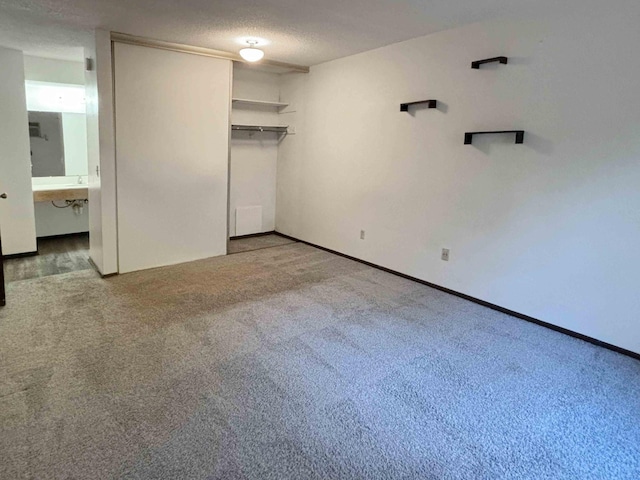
left=236, top=206, right=263, bottom=236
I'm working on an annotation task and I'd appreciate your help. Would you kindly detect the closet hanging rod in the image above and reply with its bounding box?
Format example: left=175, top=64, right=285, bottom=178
left=232, top=124, right=289, bottom=133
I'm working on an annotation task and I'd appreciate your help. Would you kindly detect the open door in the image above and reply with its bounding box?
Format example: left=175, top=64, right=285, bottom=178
left=0, top=192, right=6, bottom=306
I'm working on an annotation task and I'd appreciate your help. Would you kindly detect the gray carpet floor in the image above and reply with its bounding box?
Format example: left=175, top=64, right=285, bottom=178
left=1, top=242, right=639, bottom=479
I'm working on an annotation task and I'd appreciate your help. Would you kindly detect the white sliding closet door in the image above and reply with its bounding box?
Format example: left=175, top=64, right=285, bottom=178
left=114, top=43, right=231, bottom=273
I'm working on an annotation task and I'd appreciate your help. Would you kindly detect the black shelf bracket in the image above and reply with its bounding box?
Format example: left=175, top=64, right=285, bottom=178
left=400, top=99, right=437, bottom=112
left=471, top=56, right=508, bottom=69
left=464, top=130, right=525, bottom=145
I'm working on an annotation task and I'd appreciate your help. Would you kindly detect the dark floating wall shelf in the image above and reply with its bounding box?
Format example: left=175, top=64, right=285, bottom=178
left=464, top=130, right=525, bottom=145
left=471, top=56, right=508, bottom=69
left=400, top=100, right=437, bottom=112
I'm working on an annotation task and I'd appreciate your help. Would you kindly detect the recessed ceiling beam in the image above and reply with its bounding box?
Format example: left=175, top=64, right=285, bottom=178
left=110, top=32, right=310, bottom=73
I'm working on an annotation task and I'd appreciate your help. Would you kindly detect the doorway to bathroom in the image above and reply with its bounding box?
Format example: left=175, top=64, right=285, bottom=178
left=5, top=73, right=92, bottom=281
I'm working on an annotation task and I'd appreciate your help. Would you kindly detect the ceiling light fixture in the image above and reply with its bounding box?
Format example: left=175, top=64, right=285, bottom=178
left=239, top=40, right=264, bottom=62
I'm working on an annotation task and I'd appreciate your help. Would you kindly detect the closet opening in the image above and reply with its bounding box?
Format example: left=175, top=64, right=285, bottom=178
left=227, top=64, right=297, bottom=255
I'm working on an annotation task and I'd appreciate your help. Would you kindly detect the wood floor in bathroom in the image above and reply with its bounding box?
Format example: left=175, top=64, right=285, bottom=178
left=3, top=233, right=92, bottom=282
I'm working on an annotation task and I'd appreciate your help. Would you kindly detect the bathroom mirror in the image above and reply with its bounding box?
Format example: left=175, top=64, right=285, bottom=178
left=28, top=111, right=88, bottom=178
left=25, top=81, right=88, bottom=179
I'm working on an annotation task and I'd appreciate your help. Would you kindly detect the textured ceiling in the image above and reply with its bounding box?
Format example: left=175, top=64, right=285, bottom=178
left=0, top=0, right=549, bottom=66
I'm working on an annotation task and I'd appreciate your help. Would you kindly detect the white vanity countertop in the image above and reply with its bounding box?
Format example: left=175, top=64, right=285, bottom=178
left=32, top=176, right=89, bottom=191
left=32, top=183, right=88, bottom=192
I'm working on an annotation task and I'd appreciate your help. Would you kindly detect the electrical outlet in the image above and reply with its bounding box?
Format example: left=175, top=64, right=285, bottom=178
left=441, top=248, right=450, bottom=261
left=360, top=230, right=365, bottom=240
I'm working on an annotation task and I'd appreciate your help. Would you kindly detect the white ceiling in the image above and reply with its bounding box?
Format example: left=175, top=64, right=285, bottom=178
left=0, top=0, right=549, bottom=66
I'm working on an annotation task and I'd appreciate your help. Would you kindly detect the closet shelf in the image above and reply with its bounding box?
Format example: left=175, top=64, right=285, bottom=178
left=464, top=130, right=525, bottom=145
left=232, top=124, right=289, bottom=134
left=232, top=98, right=289, bottom=109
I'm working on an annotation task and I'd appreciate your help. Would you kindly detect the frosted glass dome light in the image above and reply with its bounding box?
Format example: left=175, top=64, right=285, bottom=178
left=239, top=41, right=264, bottom=62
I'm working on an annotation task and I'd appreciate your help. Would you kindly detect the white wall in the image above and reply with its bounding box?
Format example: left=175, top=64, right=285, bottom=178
left=230, top=67, right=282, bottom=236
left=61, top=113, right=89, bottom=176
left=34, top=202, right=88, bottom=237
left=276, top=73, right=307, bottom=237
left=23, top=56, right=85, bottom=85
left=86, top=29, right=118, bottom=275
left=277, top=4, right=640, bottom=354
left=114, top=42, right=231, bottom=273
left=0, top=47, right=37, bottom=255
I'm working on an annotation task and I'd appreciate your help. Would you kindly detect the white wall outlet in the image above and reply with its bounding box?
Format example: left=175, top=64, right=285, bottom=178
left=360, top=230, right=365, bottom=240
left=441, top=248, right=450, bottom=261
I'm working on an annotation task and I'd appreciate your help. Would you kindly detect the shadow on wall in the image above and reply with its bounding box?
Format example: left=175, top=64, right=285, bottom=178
left=404, top=101, right=449, bottom=116
left=506, top=56, right=535, bottom=67
left=471, top=56, right=533, bottom=69
left=436, top=101, right=449, bottom=114
left=524, top=131, right=554, bottom=155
